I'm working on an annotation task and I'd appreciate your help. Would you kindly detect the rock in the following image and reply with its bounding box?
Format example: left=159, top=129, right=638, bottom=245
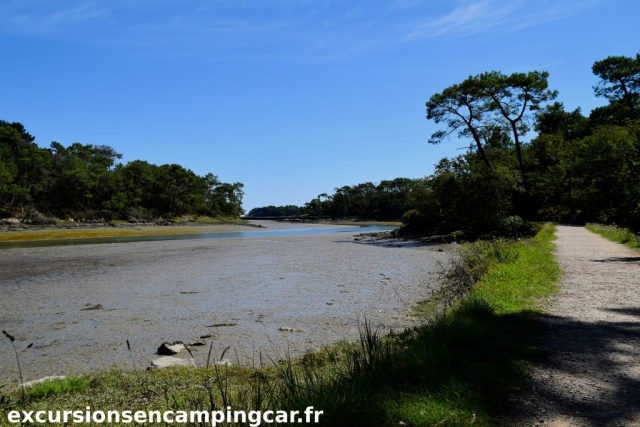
left=200, top=334, right=213, bottom=339
left=21, top=376, right=66, bottom=388
left=148, top=356, right=196, bottom=370
left=278, top=327, right=297, bottom=332
left=188, top=340, right=206, bottom=347
left=80, top=303, right=103, bottom=311
left=157, top=341, right=186, bottom=355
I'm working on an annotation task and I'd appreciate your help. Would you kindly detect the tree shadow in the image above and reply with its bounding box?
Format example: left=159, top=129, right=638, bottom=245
left=592, top=256, right=640, bottom=263
left=603, top=307, right=640, bottom=318
left=505, top=310, right=640, bottom=426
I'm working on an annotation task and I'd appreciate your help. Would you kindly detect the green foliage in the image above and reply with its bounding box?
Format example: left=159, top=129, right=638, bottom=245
left=400, top=152, right=522, bottom=236
left=426, top=70, right=557, bottom=172
left=591, top=53, right=640, bottom=124
left=26, top=377, right=91, bottom=400
left=264, top=177, right=423, bottom=221
left=248, top=205, right=302, bottom=216
left=0, top=122, right=244, bottom=221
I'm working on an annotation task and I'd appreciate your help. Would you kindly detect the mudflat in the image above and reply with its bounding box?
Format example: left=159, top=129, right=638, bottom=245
left=0, top=224, right=450, bottom=386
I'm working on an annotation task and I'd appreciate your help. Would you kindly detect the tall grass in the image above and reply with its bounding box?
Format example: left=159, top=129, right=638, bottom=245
left=0, top=224, right=560, bottom=426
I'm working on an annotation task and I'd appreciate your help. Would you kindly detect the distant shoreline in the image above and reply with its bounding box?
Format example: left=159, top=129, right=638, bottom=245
left=0, top=218, right=401, bottom=242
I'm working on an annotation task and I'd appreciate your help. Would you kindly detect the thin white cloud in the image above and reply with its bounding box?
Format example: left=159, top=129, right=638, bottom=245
left=404, top=0, right=601, bottom=41
left=0, top=0, right=603, bottom=63
left=0, top=1, right=110, bottom=34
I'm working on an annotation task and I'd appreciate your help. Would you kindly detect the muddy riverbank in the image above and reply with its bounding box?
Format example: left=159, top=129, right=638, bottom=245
left=0, top=224, right=451, bottom=386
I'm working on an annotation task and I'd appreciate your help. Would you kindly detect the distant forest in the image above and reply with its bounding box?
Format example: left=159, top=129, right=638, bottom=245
left=0, top=125, right=244, bottom=221
left=248, top=178, right=417, bottom=220
left=251, top=53, right=640, bottom=236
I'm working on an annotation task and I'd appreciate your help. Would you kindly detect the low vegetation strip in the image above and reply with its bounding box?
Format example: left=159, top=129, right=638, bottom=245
left=585, top=223, right=640, bottom=251
left=0, top=225, right=559, bottom=426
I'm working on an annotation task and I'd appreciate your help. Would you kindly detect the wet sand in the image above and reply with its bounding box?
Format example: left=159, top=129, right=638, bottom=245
left=0, top=223, right=451, bottom=385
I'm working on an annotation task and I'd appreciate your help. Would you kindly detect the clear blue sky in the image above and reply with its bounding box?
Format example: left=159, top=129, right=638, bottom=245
left=1, top=0, right=638, bottom=211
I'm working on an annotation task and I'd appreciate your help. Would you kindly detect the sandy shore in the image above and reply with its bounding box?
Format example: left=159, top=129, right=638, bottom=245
left=0, top=224, right=451, bottom=386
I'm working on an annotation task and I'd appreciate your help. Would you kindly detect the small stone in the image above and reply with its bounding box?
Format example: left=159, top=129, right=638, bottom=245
left=189, top=340, right=206, bottom=346
left=200, top=334, right=213, bottom=339
left=278, top=327, right=296, bottom=332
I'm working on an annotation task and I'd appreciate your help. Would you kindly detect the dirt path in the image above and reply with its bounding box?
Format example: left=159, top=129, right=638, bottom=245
left=509, top=225, right=640, bottom=426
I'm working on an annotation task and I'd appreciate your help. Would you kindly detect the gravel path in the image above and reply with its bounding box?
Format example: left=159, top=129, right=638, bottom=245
left=510, top=225, right=640, bottom=426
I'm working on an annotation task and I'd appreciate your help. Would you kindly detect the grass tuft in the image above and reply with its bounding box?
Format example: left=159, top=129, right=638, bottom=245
left=26, top=377, right=91, bottom=400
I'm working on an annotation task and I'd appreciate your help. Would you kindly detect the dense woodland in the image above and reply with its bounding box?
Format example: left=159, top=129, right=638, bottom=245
left=0, top=126, right=244, bottom=221
left=248, top=178, right=418, bottom=220
left=3, top=53, right=639, bottom=234
left=251, top=53, right=640, bottom=236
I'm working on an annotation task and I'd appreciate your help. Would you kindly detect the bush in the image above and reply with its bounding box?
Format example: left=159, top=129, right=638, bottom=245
left=497, top=215, right=539, bottom=238
left=21, top=210, right=56, bottom=225
left=399, top=209, right=433, bottom=235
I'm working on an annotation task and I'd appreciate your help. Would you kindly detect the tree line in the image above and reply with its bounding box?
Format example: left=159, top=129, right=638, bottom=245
left=252, top=53, right=640, bottom=237
left=248, top=177, right=420, bottom=221
left=0, top=126, right=244, bottom=221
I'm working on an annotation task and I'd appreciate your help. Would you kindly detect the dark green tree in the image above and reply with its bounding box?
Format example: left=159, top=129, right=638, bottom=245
left=426, top=80, right=494, bottom=170
left=591, top=53, right=640, bottom=124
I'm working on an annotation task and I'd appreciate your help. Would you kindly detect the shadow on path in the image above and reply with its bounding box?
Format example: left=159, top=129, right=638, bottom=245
left=592, top=256, right=640, bottom=263
left=508, top=308, right=640, bottom=426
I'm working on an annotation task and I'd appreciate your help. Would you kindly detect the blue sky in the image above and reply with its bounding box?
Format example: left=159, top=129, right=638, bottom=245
left=1, top=0, right=638, bottom=211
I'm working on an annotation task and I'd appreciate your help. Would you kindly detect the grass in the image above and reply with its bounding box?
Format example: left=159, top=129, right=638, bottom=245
left=586, top=223, right=640, bottom=251
left=24, top=377, right=91, bottom=400
left=0, top=224, right=560, bottom=426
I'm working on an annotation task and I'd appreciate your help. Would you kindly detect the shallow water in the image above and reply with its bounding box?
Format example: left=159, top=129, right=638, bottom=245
left=0, top=223, right=450, bottom=385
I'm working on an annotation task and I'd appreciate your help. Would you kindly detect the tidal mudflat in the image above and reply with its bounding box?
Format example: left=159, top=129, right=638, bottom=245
left=0, top=222, right=451, bottom=386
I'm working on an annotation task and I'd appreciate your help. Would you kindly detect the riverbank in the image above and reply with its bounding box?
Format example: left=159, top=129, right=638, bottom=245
left=0, top=225, right=560, bottom=426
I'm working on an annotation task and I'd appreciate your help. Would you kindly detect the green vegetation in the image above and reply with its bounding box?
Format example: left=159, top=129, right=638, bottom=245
left=250, top=178, right=419, bottom=221
left=586, top=223, right=640, bottom=250
left=24, top=377, right=91, bottom=400
left=0, top=225, right=559, bottom=426
left=247, top=205, right=303, bottom=217
left=0, top=125, right=244, bottom=222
